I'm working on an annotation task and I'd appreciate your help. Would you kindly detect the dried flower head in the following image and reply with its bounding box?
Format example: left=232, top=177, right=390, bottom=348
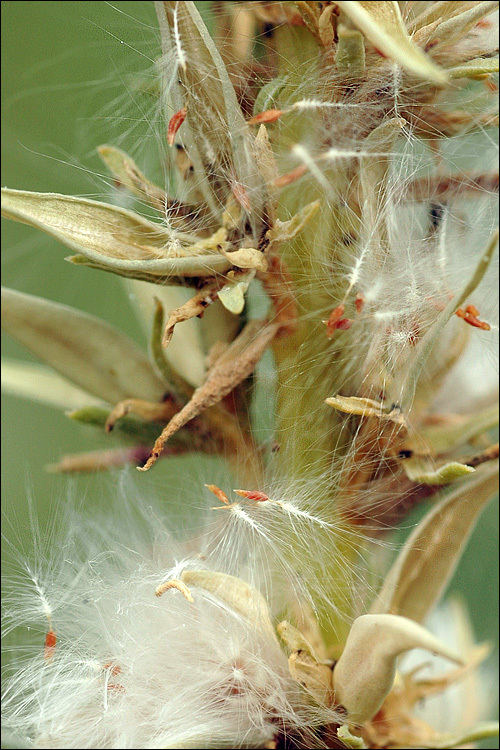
left=2, top=1, right=499, bottom=748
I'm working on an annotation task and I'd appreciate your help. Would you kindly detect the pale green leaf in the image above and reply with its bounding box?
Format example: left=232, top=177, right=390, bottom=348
left=408, top=1, right=482, bottom=32
left=403, top=457, right=475, bottom=485
left=65, top=254, right=210, bottom=286
left=98, top=145, right=166, bottom=210
left=1, top=188, right=231, bottom=281
left=68, top=406, right=164, bottom=444
left=150, top=298, right=194, bottom=399
left=419, top=722, right=500, bottom=749
left=217, top=272, right=254, bottom=314
left=429, top=1, right=499, bottom=49
left=337, top=725, right=367, bottom=749
left=335, top=25, right=366, bottom=73
left=1, top=287, right=166, bottom=405
left=1, top=359, right=106, bottom=411
left=370, top=463, right=499, bottom=623
left=253, top=77, right=287, bottom=117
left=448, top=57, right=499, bottom=80
left=332, top=614, right=462, bottom=724
left=420, top=404, right=499, bottom=454
left=335, top=2, right=447, bottom=83
left=124, top=280, right=207, bottom=388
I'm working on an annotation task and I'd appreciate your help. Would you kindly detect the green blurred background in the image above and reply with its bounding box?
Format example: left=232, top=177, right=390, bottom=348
left=1, top=2, right=498, bottom=746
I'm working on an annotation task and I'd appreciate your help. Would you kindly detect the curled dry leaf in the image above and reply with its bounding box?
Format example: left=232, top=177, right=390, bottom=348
left=265, top=200, right=321, bottom=251
left=403, top=641, right=491, bottom=707
left=335, top=1, right=447, bottom=83
left=155, top=579, right=193, bottom=602
left=138, top=319, right=279, bottom=470
left=370, top=463, right=499, bottom=623
left=277, top=621, right=323, bottom=663
left=278, top=622, right=334, bottom=705
left=332, top=614, right=462, bottom=725
left=1, top=287, right=166, bottom=406
left=162, top=284, right=222, bottom=349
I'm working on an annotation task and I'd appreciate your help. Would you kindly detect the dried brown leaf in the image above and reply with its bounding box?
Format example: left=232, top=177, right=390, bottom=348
left=162, top=284, right=222, bottom=348
left=138, top=319, right=278, bottom=470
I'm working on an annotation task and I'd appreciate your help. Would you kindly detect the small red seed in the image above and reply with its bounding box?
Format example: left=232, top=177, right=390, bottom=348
left=455, top=306, right=491, bottom=330
left=326, top=304, right=345, bottom=325
left=335, top=318, right=352, bottom=331
left=231, top=181, right=251, bottom=213
left=167, top=107, right=187, bottom=146
left=355, top=293, right=365, bottom=314
left=465, top=304, right=480, bottom=316
left=44, top=630, right=57, bottom=661
left=274, top=164, right=308, bottom=188
left=325, top=305, right=353, bottom=337
left=205, top=484, right=230, bottom=505
left=234, top=489, right=270, bottom=502
left=247, top=109, right=285, bottom=125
